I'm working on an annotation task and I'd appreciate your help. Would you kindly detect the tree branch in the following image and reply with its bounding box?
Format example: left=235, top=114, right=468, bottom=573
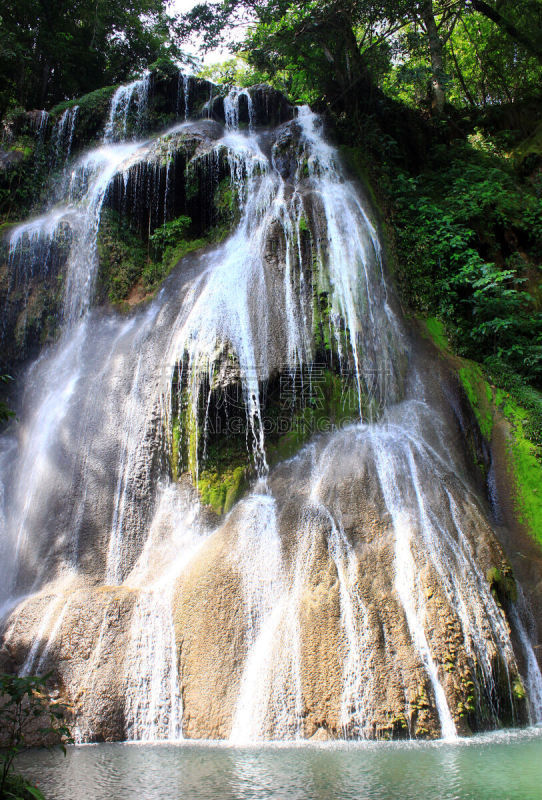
left=469, top=0, right=542, bottom=63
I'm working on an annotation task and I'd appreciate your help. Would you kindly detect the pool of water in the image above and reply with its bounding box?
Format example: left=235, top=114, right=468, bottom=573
left=17, top=727, right=542, bottom=800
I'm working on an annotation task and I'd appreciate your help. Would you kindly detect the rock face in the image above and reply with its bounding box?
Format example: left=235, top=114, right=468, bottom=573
left=169, top=369, right=528, bottom=740
left=1, top=355, right=530, bottom=742
left=0, top=76, right=540, bottom=744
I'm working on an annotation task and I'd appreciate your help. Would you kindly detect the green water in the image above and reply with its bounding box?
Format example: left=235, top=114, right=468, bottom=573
left=18, top=727, right=542, bottom=800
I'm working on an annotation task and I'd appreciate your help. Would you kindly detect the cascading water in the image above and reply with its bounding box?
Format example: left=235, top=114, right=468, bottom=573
left=224, top=88, right=255, bottom=131
left=52, top=106, right=79, bottom=168
left=1, top=72, right=541, bottom=744
left=177, top=72, right=191, bottom=120
left=104, top=72, right=151, bottom=143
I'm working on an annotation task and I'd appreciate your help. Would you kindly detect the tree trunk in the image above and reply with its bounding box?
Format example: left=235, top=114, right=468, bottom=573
left=39, top=60, right=51, bottom=108
left=315, top=7, right=373, bottom=122
left=420, top=0, right=446, bottom=114
left=449, top=41, right=476, bottom=107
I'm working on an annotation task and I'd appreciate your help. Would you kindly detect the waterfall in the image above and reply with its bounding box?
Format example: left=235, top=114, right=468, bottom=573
left=510, top=587, right=542, bottom=723
left=177, top=72, right=191, bottom=120
left=224, top=88, right=255, bottom=131
left=104, top=72, right=150, bottom=143
left=52, top=106, right=79, bottom=168
left=123, top=482, right=208, bottom=739
left=1, top=75, right=540, bottom=744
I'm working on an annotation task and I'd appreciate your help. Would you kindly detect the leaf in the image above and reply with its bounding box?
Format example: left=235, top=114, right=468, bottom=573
left=25, top=785, right=46, bottom=800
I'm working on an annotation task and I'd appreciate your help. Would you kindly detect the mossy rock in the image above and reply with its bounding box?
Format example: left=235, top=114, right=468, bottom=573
left=50, top=84, right=117, bottom=150
left=197, top=465, right=248, bottom=515
left=486, top=565, right=518, bottom=606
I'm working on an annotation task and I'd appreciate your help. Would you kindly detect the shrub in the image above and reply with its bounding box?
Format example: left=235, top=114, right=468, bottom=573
left=0, top=673, right=73, bottom=800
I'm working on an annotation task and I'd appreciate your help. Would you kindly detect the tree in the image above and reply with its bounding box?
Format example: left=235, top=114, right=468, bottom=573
left=0, top=673, right=73, bottom=799
left=467, top=0, right=542, bottom=65
left=182, top=1, right=397, bottom=120
left=181, top=0, right=456, bottom=113
left=180, top=0, right=542, bottom=115
left=0, top=0, right=184, bottom=114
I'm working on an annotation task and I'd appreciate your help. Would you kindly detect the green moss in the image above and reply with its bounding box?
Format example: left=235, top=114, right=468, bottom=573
left=390, top=714, right=408, bottom=731
left=183, top=397, right=198, bottom=480
left=171, top=417, right=181, bottom=482
left=298, top=215, right=309, bottom=232
left=178, top=388, right=249, bottom=515
left=423, top=317, right=449, bottom=352
left=266, top=369, right=361, bottom=467
left=454, top=356, right=542, bottom=547
left=97, top=208, right=147, bottom=303
left=496, top=392, right=542, bottom=546
left=459, top=363, right=494, bottom=441
left=0, top=221, right=18, bottom=239
left=173, top=362, right=363, bottom=515
left=214, top=177, right=240, bottom=225
left=486, top=565, right=518, bottom=605
left=50, top=84, right=116, bottom=118
left=312, top=289, right=333, bottom=352
left=512, top=677, right=526, bottom=701
left=197, top=464, right=247, bottom=515
left=184, top=169, right=199, bottom=202
left=457, top=676, right=476, bottom=717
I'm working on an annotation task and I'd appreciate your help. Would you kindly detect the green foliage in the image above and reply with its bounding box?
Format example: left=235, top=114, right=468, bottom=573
left=149, top=216, right=191, bottom=259
left=0, top=673, right=73, bottom=799
left=180, top=0, right=542, bottom=116
left=0, top=0, right=185, bottom=114
left=97, top=210, right=147, bottom=304
left=142, top=232, right=215, bottom=290
left=383, top=4, right=542, bottom=111
left=484, top=360, right=542, bottom=448
left=197, top=57, right=265, bottom=89
left=97, top=211, right=225, bottom=304
left=0, top=140, right=48, bottom=224
left=180, top=0, right=381, bottom=112
left=389, top=141, right=542, bottom=385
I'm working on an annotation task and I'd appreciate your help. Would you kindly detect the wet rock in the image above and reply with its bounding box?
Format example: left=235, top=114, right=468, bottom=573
left=0, top=148, right=25, bottom=171
left=250, top=85, right=295, bottom=127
